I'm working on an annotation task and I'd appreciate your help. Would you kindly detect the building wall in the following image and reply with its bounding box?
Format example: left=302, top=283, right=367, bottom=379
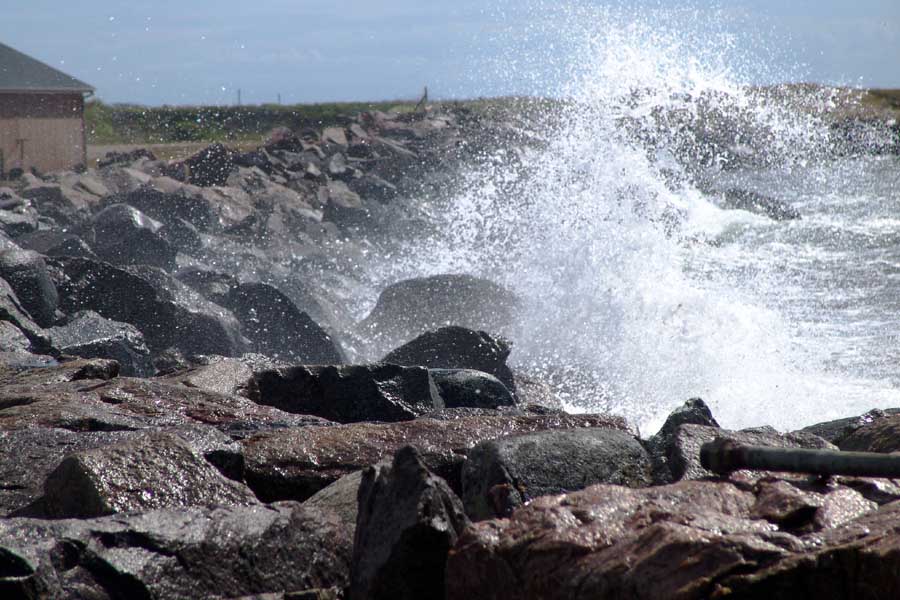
left=0, top=93, right=86, bottom=175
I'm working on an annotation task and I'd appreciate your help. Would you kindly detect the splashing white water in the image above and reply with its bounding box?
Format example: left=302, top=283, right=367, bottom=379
left=381, top=5, right=900, bottom=432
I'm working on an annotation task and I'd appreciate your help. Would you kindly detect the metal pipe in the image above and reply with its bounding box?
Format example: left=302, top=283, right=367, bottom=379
left=700, top=438, right=900, bottom=478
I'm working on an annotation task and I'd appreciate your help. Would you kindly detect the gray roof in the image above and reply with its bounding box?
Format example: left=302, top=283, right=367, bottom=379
left=0, top=42, right=93, bottom=93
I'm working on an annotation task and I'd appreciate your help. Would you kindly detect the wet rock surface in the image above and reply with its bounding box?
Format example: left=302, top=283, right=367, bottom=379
left=49, top=310, right=154, bottom=377
left=0, top=502, right=352, bottom=599
left=351, top=446, right=469, bottom=600
left=429, top=368, right=516, bottom=409
left=462, top=427, right=653, bottom=520
left=242, top=413, right=629, bottom=502
left=249, top=363, right=444, bottom=423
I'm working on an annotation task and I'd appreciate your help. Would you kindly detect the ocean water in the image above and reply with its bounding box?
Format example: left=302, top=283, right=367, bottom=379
left=356, top=5, right=900, bottom=434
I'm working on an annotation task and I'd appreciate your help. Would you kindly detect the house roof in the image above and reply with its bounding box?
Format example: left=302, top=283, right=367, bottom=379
left=0, top=42, right=93, bottom=94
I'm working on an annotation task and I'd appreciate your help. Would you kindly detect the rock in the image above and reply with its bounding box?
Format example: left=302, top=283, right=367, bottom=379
left=360, top=274, right=519, bottom=354
left=446, top=478, right=889, bottom=600
left=837, top=411, right=900, bottom=453
left=13, top=230, right=97, bottom=259
left=175, top=267, right=237, bottom=306
left=112, top=184, right=215, bottom=230
left=42, top=432, right=259, bottom=518
left=668, top=424, right=835, bottom=483
left=159, top=216, right=204, bottom=254
left=49, top=310, right=154, bottom=377
left=717, top=188, right=801, bottom=221
left=0, top=320, right=30, bottom=353
left=0, top=275, right=53, bottom=354
left=97, top=147, right=157, bottom=169
left=645, top=398, right=720, bottom=484
left=0, top=357, right=119, bottom=387
left=429, top=368, right=516, bottom=409
left=183, top=142, right=237, bottom=187
left=51, top=257, right=247, bottom=358
left=0, top=244, right=59, bottom=327
left=89, top=203, right=178, bottom=270
left=462, top=427, right=652, bottom=520
left=0, top=502, right=352, bottom=599
left=19, top=182, right=94, bottom=227
left=322, top=181, right=366, bottom=227
left=222, top=282, right=344, bottom=364
left=249, top=364, right=443, bottom=423
left=511, top=370, right=564, bottom=411
left=383, top=326, right=517, bottom=395
left=801, top=408, right=900, bottom=448
left=242, top=413, right=630, bottom=502
left=351, top=446, right=469, bottom=600
left=322, top=127, right=349, bottom=147
left=303, top=469, right=367, bottom=535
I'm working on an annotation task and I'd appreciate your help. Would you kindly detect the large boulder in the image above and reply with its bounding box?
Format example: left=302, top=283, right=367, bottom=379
left=0, top=244, right=59, bottom=327
left=42, top=432, right=259, bottom=518
left=221, top=282, right=344, bottom=364
left=248, top=364, right=443, bottom=423
left=838, top=411, right=900, bottom=453
left=645, top=398, right=720, bottom=484
left=359, top=274, right=519, bottom=353
left=383, top=326, right=516, bottom=395
left=110, top=184, right=215, bottom=230
left=182, top=142, right=237, bottom=187
left=160, top=354, right=284, bottom=398
left=462, top=427, right=653, bottom=521
left=50, top=257, right=247, bottom=358
left=88, top=203, right=178, bottom=270
left=0, top=502, right=352, bottom=599
left=241, top=413, right=629, bottom=502
left=49, top=310, right=154, bottom=377
left=351, top=446, right=469, bottom=600
left=446, top=478, right=893, bottom=600
left=429, top=369, right=516, bottom=410
left=0, top=275, right=52, bottom=354
left=12, top=230, right=96, bottom=259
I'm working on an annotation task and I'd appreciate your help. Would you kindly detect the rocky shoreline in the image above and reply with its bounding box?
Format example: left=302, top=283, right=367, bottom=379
left=0, top=105, right=899, bottom=598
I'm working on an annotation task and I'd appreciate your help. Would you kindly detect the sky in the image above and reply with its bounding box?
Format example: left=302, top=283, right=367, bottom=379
left=4, top=0, right=899, bottom=106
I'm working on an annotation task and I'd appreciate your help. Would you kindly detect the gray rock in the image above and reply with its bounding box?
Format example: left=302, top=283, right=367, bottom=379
left=42, top=432, right=259, bottom=518
left=222, top=282, right=344, bottom=364
left=361, top=274, right=518, bottom=354
left=13, top=230, right=97, bottom=259
left=670, top=424, right=836, bottom=482
left=49, top=310, right=154, bottom=377
left=0, top=502, right=352, bottom=599
left=303, top=469, right=367, bottom=535
left=383, top=326, right=517, bottom=396
left=110, top=184, right=215, bottom=230
left=717, top=188, right=801, bottom=221
left=0, top=245, right=59, bottom=327
left=248, top=364, right=443, bottom=423
left=429, top=368, right=516, bottom=409
left=645, top=398, right=720, bottom=484
left=462, top=427, right=653, bottom=521
left=351, top=446, right=469, bottom=600
left=51, top=257, right=247, bottom=358
left=800, top=408, right=900, bottom=447
left=0, top=275, right=52, bottom=354
left=89, top=203, right=178, bottom=270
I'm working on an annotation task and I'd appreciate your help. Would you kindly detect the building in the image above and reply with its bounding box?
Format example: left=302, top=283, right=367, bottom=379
left=0, top=42, right=94, bottom=176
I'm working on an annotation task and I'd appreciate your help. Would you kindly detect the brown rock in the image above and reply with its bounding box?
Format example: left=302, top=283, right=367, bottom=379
left=243, top=413, right=629, bottom=502
left=839, top=412, right=900, bottom=453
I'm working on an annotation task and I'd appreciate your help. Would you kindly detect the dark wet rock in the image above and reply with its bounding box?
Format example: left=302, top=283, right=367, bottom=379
left=462, top=427, right=652, bottom=521
left=183, top=142, right=237, bottom=187
left=242, top=413, right=629, bottom=502
left=669, top=423, right=835, bottom=482
left=222, top=282, right=344, bottom=364
left=0, top=320, right=30, bottom=353
left=248, top=364, right=443, bottom=423
left=97, top=147, right=157, bottom=169
left=49, top=310, right=154, bottom=377
left=13, top=230, right=97, bottom=259
left=0, top=245, right=59, bottom=327
left=19, top=181, right=95, bottom=227
left=111, top=185, right=215, bottom=230
left=42, top=432, right=259, bottom=518
left=0, top=502, right=352, bottom=599
left=801, top=408, right=900, bottom=448
left=351, top=446, right=469, bottom=600
left=429, top=368, right=516, bottom=409
left=51, top=257, right=247, bottom=357
left=0, top=198, right=38, bottom=235
left=360, top=274, right=519, bottom=353
left=89, top=203, right=178, bottom=270
left=717, top=188, right=801, bottom=221
left=0, top=276, right=53, bottom=353
left=837, top=411, right=900, bottom=453
left=159, top=216, right=204, bottom=254
left=383, top=326, right=517, bottom=395
left=646, top=398, right=720, bottom=484
left=446, top=477, right=889, bottom=600
left=175, top=266, right=237, bottom=306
